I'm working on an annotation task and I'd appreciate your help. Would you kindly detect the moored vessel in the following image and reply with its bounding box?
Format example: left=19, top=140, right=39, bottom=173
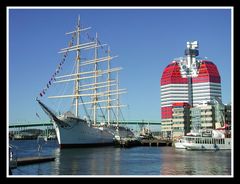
left=37, top=16, right=133, bottom=148
left=174, top=128, right=231, bottom=150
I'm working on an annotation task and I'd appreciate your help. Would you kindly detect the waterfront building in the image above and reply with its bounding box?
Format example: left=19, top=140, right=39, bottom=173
left=190, top=106, right=201, bottom=130
left=162, top=101, right=231, bottom=139
left=172, top=102, right=191, bottom=140
left=224, top=104, right=231, bottom=125
left=160, top=41, right=222, bottom=138
left=160, top=119, right=173, bottom=138
left=191, top=102, right=215, bottom=129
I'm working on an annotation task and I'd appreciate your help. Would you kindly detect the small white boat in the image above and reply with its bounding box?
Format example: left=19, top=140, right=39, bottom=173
left=177, top=129, right=231, bottom=150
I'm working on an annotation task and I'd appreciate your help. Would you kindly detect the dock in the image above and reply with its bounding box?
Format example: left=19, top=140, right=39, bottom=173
left=115, top=138, right=172, bottom=148
left=10, top=156, right=55, bottom=167
left=114, top=138, right=142, bottom=148
left=141, top=139, right=172, bottom=147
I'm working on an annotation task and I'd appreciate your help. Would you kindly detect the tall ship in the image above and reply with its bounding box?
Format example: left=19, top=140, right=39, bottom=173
left=37, top=16, right=134, bottom=148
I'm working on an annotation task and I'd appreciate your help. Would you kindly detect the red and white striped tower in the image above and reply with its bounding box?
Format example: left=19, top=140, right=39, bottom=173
left=160, top=41, right=221, bottom=121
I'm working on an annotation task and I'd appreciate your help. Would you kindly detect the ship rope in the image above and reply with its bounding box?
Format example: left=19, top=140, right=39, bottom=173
left=80, top=96, right=92, bottom=123
left=110, top=107, right=117, bottom=122
left=84, top=31, right=124, bottom=126
left=56, top=61, right=77, bottom=114
left=37, top=32, right=77, bottom=99
left=98, top=103, right=107, bottom=123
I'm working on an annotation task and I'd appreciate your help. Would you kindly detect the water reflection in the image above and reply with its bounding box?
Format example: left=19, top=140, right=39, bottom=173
left=52, top=147, right=122, bottom=175
left=10, top=140, right=231, bottom=176
left=160, top=148, right=231, bottom=175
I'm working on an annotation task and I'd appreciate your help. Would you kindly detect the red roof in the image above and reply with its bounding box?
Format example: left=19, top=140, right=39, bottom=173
left=161, top=62, right=188, bottom=85
left=192, top=60, right=221, bottom=83
left=161, top=60, right=221, bottom=85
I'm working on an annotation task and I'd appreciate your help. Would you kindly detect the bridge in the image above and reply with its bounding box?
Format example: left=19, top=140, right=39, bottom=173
left=9, top=120, right=161, bottom=129
left=8, top=120, right=162, bottom=140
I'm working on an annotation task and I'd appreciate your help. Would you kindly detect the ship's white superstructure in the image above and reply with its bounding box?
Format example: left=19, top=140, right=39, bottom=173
left=37, top=16, right=133, bottom=148
left=174, top=129, right=231, bottom=150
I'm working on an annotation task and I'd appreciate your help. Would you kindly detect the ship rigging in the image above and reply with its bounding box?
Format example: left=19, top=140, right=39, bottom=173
left=37, top=16, right=134, bottom=148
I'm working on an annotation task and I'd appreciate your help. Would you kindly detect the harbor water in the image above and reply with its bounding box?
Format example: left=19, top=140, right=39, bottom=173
left=9, top=140, right=232, bottom=177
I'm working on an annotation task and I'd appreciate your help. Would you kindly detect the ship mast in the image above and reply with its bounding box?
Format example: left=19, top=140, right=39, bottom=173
left=93, top=33, right=98, bottom=125
left=47, top=17, right=127, bottom=124
left=116, top=71, right=119, bottom=127
left=75, top=15, right=81, bottom=117
left=107, top=46, right=111, bottom=126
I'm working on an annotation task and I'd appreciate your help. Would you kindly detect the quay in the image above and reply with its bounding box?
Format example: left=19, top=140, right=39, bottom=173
left=10, top=156, right=55, bottom=168
left=141, top=139, right=172, bottom=147
left=115, top=138, right=172, bottom=148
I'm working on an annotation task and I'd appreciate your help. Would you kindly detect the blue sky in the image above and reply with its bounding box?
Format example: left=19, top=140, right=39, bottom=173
left=8, top=7, right=232, bottom=125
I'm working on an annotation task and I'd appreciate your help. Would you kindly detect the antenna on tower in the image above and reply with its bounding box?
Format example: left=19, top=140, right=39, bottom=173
left=185, top=41, right=199, bottom=68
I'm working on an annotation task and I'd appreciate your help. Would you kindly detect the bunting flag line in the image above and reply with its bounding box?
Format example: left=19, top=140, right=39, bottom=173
left=38, top=31, right=111, bottom=99
left=38, top=32, right=77, bottom=98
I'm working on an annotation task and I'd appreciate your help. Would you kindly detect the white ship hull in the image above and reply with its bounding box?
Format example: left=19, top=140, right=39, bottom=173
left=183, top=138, right=231, bottom=150
left=37, top=98, right=134, bottom=149
left=53, top=117, right=113, bottom=148
left=174, top=129, right=231, bottom=150
left=53, top=116, right=134, bottom=148
left=178, top=136, right=231, bottom=150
